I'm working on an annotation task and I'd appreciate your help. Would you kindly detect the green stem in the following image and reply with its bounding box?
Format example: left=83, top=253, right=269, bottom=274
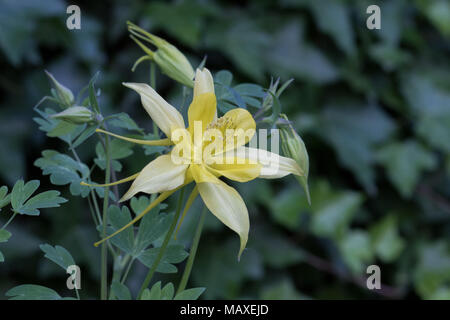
left=120, top=257, right=135, bottom=284
left=137, top=188, right=185, bottom=298
left=176, top=206, right=207, bottom=294
left=1, top=212, right=17, bottom=229
left=100, top=133, right=112, bottom=300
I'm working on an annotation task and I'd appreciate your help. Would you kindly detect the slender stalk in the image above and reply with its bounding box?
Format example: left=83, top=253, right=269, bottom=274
left=1, top=212, right=17, bottom=230
left=100, top=133, right=111, bottom=300
left=137, top=188, right=185, bottom=298
left=176, top=206, right=207, bottom=294
left=120, top=257, right=135, bottom=284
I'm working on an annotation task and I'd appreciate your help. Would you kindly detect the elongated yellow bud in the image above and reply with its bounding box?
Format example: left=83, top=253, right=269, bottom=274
left=127, top=21, right=195, bottom=88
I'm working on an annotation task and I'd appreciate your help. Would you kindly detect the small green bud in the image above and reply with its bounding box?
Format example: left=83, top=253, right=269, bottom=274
left=45, top=70, right=75, bottom=107
left=128, top=22, right=195, bottom=88
left=51, top=106, right=94, bottom=124
left=279, top=114, right=311, bottom=204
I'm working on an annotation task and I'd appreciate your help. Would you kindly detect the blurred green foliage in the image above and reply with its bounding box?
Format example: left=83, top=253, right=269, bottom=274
left=0, top=0, right=449, bottom=300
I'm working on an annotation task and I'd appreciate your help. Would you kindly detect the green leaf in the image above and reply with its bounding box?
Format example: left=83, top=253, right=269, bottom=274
left=260, top=278, right=305, bottom=300
left=10, top=179, right=66, bottom=216
left=131, top=197, right=172, bottom=256
left=377, top=140, right=437, bottom=198
left=0, top=185, right=11, bottom=210
left=111, top=281, right=132, bottom=300
left=107, top=205, right=135, bottom=254
left=144, top=281, right=175, bottom=300
left=338, top=230, right=374, bottom=274
left=18, top=190, right=67, bottom=215
left=95, top=139, right=134, bottom=172
left=71, top=124, right=98, bottom=149
left=11, top=180, right=40, bottom=211
left=137, top=244, right=188, bottom=273
left=370, top=215, right=405, bottom=263
left=308, top=0, right=355, bottom=55
left=34, top=150, right=91, bottom=197
left=6, top=285, right=62, bottom=300
left=318, top=103, right=396, bottom=194
left=108, top=113, right=143, bottom=133
left=0, top=250, right=4, bottom=262
left=309, top=181, right=364, bottom=238
left=414, top=241, right=450, bottom=299
left=40, top=244, right=76, bottom=271
left=174, top=287, right=205, bottom=300
left=0, top=229, right=12, bottom=243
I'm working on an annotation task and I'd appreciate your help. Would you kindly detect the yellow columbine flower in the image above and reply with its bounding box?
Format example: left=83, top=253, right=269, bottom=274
left=86, top=68, right=303, bottom=258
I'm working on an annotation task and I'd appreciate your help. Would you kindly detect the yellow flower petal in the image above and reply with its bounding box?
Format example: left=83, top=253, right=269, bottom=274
left=206, top=158, right=261, bottom=182
left=189, top=164, right=219, bottom=184
left=197, top=177, right=249, bottom=259
left=193, top=68, right=214, bottom=98
left=123, top=82, right=185, bottom=138
left=187, top=92, right=217, bottom=135
left=120, top=154, right=188, bottom=202
left=233, top=147, right=304, bottom=178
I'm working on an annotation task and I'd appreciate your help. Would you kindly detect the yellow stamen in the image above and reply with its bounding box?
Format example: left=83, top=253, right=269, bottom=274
left=174, top=186, right=199, bottom=239
left=94, top=188, right=179, bottom=247
left=80, top=173, right=140, bottom=188
left=96, top=128, right=173, bottom=146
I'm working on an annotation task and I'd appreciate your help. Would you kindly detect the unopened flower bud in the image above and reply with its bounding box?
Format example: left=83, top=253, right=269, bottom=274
left=45, top=70, right=74, bottom=107
left=279, top=114, right=310, bottom=204
left=128, top=22, right=195, bottom=88
left=51, top=106, right=94, bottom=124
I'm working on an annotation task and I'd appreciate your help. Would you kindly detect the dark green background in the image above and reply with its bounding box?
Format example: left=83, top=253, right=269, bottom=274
left=0, top=0, right=449, bottom=299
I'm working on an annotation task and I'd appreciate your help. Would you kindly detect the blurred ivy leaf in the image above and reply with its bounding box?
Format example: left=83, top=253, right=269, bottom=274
left=252, top=226, right=304, bottom=268
left=111, top=281, right=132, bottom=300
left=376, top=141, right=437, bottom=198
left=95, top=139, right=134, bottom=172
left=174, top=287, right=205, bottom=300
left=267, top=21, right=338, bottom=84
left=193, top=239, right=263, bottom=299
left=416, top=0, right=450, bottom=38
left=309, top=180, right=364, bottom=239
left=269, top=188, right=305, bottom=230
left=319, top=103, right=396, bottom=194
left=137, top=244, right=188, bottom=273
left=0, top=0, right=65, bottom=66
left=145, top=0, right=212, bottom=47
left=307, top=0, right=355, bottom=55
left=260, top=278, right=305, bottom=300
left=6, top=285, right=65, bottom=300
left=40, top=244, right=76, bottom=271
left=370, top=215, right=405, bottom=263
left=414, top=241, right=450, bottom=299
left=338, top=230, right=374, bottom=274
left=205, top=18, right=270, bottom=80
left=10, top=179, right=67, bottom=216
left=34, top=150, right=91, bottom=197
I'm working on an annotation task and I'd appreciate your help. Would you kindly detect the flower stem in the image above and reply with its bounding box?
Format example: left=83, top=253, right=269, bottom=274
left=176, top=205, right=207, bottom=294
left=137, top=188, right=185, bottom=298
left=100, top=133, right=111, bottom=300
left=1, top=212, right=17, bottom=230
